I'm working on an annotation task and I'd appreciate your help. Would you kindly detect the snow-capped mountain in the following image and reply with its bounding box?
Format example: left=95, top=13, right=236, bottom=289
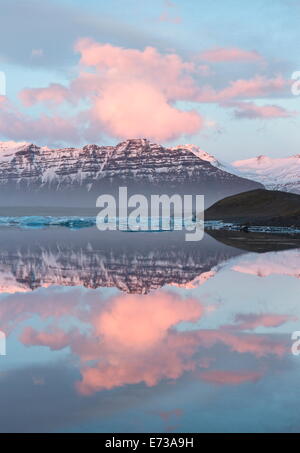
left=177, top=144, right=300, bottom=195
left=230, top=155, right=300, bottom=194
left=0, top=139, right=262, bottom=207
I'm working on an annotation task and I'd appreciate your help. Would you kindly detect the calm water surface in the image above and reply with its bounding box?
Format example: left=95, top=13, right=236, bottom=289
left=0, top=227, right=299, bottom=433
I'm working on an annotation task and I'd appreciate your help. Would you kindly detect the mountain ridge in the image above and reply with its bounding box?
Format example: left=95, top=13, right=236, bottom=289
left=0, top=138, right=263, bottom=208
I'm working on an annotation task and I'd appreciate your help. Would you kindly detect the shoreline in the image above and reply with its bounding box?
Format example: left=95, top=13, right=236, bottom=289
left=205, top=220, right=300, bottom=235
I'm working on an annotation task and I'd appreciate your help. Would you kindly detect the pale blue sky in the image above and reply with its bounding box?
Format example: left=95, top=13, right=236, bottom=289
left=0, top=0, right=300, bottom=160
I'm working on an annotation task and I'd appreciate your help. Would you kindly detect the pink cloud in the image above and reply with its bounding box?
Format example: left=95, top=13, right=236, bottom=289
left=200, top=47, right=264, bottom=63
left=19, top=326, right=287, bottom=395
left=1, top=283, right=288, bottom=395
left=18, top=291, right=206, bottom=394
left=200, top=370, right=262, bottom=385
left=15, top=40, right=205, bottom=142
left=21, top=326, right=75, bottom=351
left=91, top=80, right=202, bottom=142
left=226, top=101, right=298, bottom=119
left=74, top=39, right=204, bottom=141
left=222, top=313, right=297, bottom=331
left=196, top=329, right=287, bottom=358
left=0, top=38, right=291, bottom=144
left=0, top=96, right=79, bottom=142
left=74, top=39, right=198, bottom=101
left=198, top=75, right=287, bottom=103
left=18, top=289, right=288, bottom=395
left=20, top=83, right=70, bottom=107
left=74, top=292, right=205, bottom=394
left=72, top=41, right=288, bottom=135
left=94, top=292, right=203, bottom=351
left=0, top=288, right=88, bottom=334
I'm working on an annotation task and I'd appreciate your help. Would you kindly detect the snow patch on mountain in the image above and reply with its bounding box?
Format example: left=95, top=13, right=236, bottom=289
left=230, top=249, right=300, bottom=279
left=231, top=154, right=300, bottom=194
left=177, top=144, right=300, bottom=195
left=172, top=144, right=218, bottom=164
left=0, top=141, right=51, bottom=162
left=175, top=144, right=232, bottom=172
left=0, top=141, right=30, bottom=161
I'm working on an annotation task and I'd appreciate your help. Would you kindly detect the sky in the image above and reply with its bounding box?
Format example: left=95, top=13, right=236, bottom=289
left=0, top=0, right=300, bottom=161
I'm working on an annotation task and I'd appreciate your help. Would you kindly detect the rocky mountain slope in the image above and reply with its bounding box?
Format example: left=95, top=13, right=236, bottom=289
left=0, top=139, right=263, bottom=207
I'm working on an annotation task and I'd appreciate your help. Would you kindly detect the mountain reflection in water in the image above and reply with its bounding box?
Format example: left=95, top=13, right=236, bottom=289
left=0, top=226, right=299, bottom=433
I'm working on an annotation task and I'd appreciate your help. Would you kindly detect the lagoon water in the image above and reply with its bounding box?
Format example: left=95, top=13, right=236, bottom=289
left=0, top=225, right=299, bottom=432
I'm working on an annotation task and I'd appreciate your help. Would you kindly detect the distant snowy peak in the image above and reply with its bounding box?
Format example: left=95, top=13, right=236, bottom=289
left=0, top=142, right=31, bottom=163
left=0, top=141, right=29, bottom=150
left=233, top=154, right=300, bottom=171
left=231, top=154, right=300, bottom=194
left=175, top=145, right=300, bottom=194
left=0, top=141, right=50, bottom=161
left=0, top=141, right=29, bottom=154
